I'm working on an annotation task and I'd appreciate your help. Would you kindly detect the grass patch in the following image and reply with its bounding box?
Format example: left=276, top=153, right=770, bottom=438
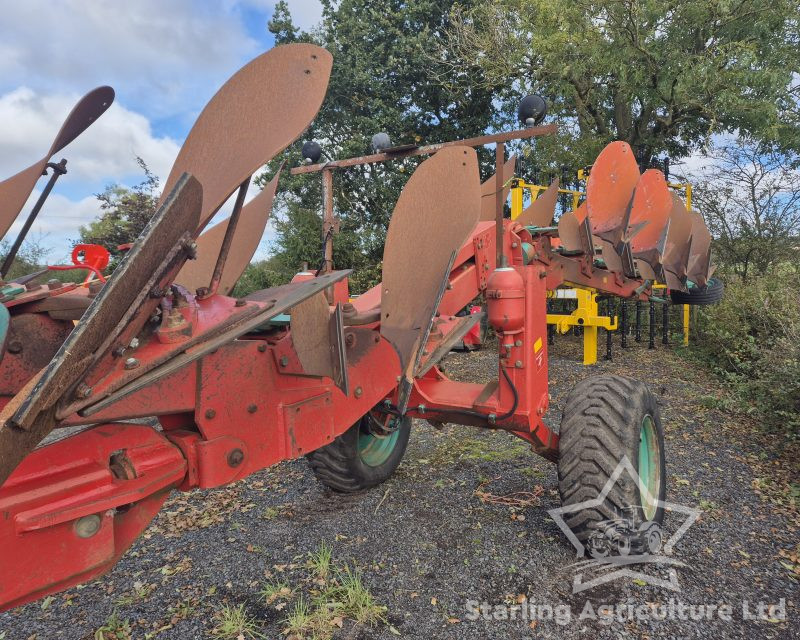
left=431, top=434, right=530, bottom=465
left=210, top=603, right=264, bottom=639
left=261, top=544, right=387, bottom=639
left=94, top=611, right=132, bottom=640
left=260, top=580, right=295, bottom=604
left=307, top=541, right=333, bottom=581
left=114, top=581, right=155, bottom=607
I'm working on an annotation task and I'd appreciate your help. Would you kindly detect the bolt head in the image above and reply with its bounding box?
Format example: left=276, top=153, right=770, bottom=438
left=257, top=343, right=267, bottom=353
left=354, top=386, right=363, bottom=398
left=247, top=404, right=258, bottom=414
left=515, top=360, right=523, bottom=368
left=75, top=383, right=92, bottom=399
left=205, top=408, right=216, bottom=419
left=227, top=448, right=244, bottom=467
left=124, top=357, right=139, bottom=370
left=279, top=355, right=289, bottom=367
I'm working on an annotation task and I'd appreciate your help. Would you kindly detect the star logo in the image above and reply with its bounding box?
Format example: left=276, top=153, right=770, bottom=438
left=548, top=456, right=701, bottom=593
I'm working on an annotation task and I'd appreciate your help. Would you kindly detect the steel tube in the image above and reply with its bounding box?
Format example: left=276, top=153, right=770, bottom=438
left=1, top=159, right=67, bottom=278
left=495, top=143, right=506, bottom=268
left=290, top=125, right=556, bottom=175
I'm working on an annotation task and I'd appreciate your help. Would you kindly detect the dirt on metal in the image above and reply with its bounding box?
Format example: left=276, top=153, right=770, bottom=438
left=159, top=44, right=332, bottom=230
left=380, top=146, right=481, bottom=375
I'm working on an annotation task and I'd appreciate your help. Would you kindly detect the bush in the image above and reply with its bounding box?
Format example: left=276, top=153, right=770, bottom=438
left=692, top=271, right=800, bottom=436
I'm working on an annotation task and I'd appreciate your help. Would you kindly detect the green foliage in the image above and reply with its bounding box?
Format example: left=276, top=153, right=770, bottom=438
left=0, top=234, right=51, bottom=281
left=448, top=0, right=800, bottom=167
left=263, top=0, right=502, bottom=293
left=693, top=139, right=800, bottom=281
left=78, top=157, right=159, bottom=271
left=693, top=271, right=800, bottom=436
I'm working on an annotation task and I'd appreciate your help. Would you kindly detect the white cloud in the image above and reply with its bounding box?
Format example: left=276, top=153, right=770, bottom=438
left=243, top=0, right=324, bottom=31
left=283, top=0, right=325, bottom=30
left=0, top=1, right=264, bottom=117
left=0, top=88, right=180, bottom=184
left=2, top=189, right=101, bottom=261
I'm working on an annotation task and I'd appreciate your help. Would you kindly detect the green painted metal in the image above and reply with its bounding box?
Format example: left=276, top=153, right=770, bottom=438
left=0, top=304, right=9, bottom=354
left=358, top=429, right=400, bottom=467
left=639, top=414, right=660, bottom=520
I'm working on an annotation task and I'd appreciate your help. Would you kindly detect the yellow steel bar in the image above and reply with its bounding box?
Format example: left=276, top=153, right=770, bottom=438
left=546, top=288, right=618, bottom=365
left=667, top=182, right=693, bottom=210
left=683, top=304, right=690, bottom=346
left=511, top=183, right=524, bottom=219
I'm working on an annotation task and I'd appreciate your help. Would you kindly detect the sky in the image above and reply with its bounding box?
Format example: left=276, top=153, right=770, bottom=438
left=0, top=0, right=324, bottom=263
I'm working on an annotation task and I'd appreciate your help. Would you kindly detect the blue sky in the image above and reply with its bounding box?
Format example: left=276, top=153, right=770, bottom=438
left=0, top=0, right=324, bottom=262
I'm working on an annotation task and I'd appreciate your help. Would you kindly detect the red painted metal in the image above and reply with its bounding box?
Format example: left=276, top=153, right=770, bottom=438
left=0, top=423, right=185, bottom=609
left=0, top=130, right=698, bottom=614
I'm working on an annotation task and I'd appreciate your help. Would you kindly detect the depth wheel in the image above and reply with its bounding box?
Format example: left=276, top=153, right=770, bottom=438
left=557, top=375, right=666, bottom=549
left=306, top=411, right=411, bottom=493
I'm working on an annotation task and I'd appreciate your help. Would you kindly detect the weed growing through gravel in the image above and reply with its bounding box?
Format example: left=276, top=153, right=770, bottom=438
left=94, top=611, right=132, bottom=640
left=274, top=544, right=387, bottom=639
left=210, top=603, right=265, bottom=639
left=307, top=541, right=333, bottom=581
left=261, top=580, right=295, bottom=604
left=114, top=580, right=155, bottom=607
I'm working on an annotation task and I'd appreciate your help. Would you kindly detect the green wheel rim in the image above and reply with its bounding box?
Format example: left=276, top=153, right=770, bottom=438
left=638, top=415, right=660, bottom=521
left=358, top=426, right=400, bottom=467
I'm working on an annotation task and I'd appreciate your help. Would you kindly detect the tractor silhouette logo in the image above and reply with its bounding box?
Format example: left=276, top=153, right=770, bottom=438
left=548, top=456, right=701, bottom=593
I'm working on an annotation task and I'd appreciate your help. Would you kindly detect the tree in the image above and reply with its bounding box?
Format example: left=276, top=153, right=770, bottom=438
left=446, top=0, right=800, bottom=168
left=262, top=0, right=504, bottom=292
left=690, top=140, right=800, bottom=281
left=78, top=157, right=159, bottom=270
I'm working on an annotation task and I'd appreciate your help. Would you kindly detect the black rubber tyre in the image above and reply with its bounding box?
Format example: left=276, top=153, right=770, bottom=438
left=306, top=413, right=411, bottom=493
left=557, top=375, right=666, bottom=548
left=669, top=277, right=724, bottom=305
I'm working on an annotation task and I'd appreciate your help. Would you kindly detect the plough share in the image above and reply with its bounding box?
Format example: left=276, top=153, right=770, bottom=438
left=0, top=43, right=715, bottom=610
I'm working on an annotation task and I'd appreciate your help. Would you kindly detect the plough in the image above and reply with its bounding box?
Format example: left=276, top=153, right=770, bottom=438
left=0, top=43, right=717, bottom=611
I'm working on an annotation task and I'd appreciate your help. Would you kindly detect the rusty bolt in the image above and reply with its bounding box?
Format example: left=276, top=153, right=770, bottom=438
left=196, top=287, right=209, bottom=298
left=227, top=448, right=244, bottom=467
left=279, top=355, right=289, bottom=367
left=88, top=280, right=103, bottom=296
left=374, top=334, right=380, bottom=343
left=75, top=383, right=92, bottom=399
left=205, top=408, right=216, bottom=419
left=345, top=333, right=355, bottom=347
left=47, top=279, right=61, bottom=290
left=354, top=386, right=363, bottom=398
left=24, top=281, right=39, bottom=291
left=112, top=345, right=126, bottom=358
left=7, top=341, right=22, bottom=354
left=124, top=357, right=139, bottom=370
left=235, top=299, right=246, bottom=307
left=182, top=240, right=198, bottom=259
left=247, top=404, right=258, bottom=414
left=257, top=343, right=267, bottom=353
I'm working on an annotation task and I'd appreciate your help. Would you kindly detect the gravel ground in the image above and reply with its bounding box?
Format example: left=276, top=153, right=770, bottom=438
left=3, top=334, right=798, bottom=639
